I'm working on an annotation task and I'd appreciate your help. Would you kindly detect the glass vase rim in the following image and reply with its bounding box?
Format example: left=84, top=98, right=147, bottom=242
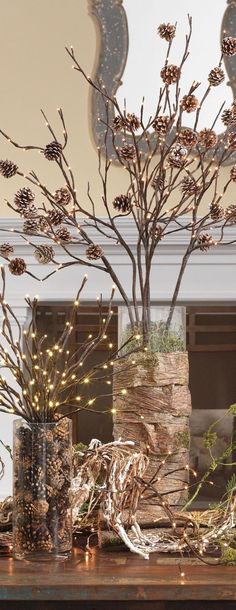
left=13, top=417, right=72, bottom=427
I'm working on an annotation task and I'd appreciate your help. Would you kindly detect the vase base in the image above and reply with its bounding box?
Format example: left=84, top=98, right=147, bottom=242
left=14, top=549, right=72, bottom=562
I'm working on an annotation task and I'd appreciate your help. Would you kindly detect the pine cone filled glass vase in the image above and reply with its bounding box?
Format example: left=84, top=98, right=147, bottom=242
left=13, top=418, right=72, bottom=561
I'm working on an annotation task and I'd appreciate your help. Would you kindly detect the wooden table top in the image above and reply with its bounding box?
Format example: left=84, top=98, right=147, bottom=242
left=0, top=548, right=235, bottom=602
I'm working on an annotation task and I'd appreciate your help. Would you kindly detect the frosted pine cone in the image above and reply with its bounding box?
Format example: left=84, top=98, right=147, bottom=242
left=54, top=187, right=71, bottom=206
left=228, top=132, right=236, bottom=150
left=55, top=227, right=71, bottom=242
left=198, top=128, right=217, bottom=149
left=180, top=94, right=199, bottom=113
left=112, top=115, right=126, bottom=132
left=47, top=210, right=64, bottom=226
left=14, top=187, right=35, bottom=213
left=126, top=113, right=140, bottom=131
left=34, top=245, right=55, bottom=264
left=23, top=219, right=39, bottom=234
left=113, top=194, right=131, bottom=213
left=225, top=204, right=236, bottom=224
left=221, top=108, right=234, bottom=126
left=222, top=36, right=236, bottom=56
left=160, top=64, right=180, bottom=85
left=44, top=141, right=62, bottom=161
left=151, top=175, right=165, bottom=191
left=181, top=176, right=199, bottom=196
left=177, top=128, right=198, bottom=148
left=209, top=202, right=224, bottom=221
left=22, top=204, right=38, bottom=219
left=230, top=165, right=236, bottom=181
left=86, top=244, right=104, bottom=260
left=0, top=243, right=14, bottom=258
left=149, top=224, right=163, bottom=240
left=197, top=234, right=214, bottom=251
left=208, top=67, right=225, bottom=86
left=158, top=23, right=176, bottom=41
left=168, top=144, right=187, bottom=168
left=0, top=159, right=18, bottom=178
left=152, top=115, right=170, bottom=134
left=119, top=144, right=136, bottom=162
left=8, top=257, right=26, bottom=275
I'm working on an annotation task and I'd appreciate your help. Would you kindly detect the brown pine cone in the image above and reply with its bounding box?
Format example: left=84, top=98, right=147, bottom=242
left=149, top=224, right=163, bottom=240
left=55, top=227, right=71, bottom=242
left=230, top=165, right=236, bottom=181
left=0, top=159, right=18, bottom=178
left=168, top=144, right=187, bottom=168
left=228, top=132, right=236, bottom=150
left=180, top=94, right=199, bottom=113
left=181, top=176, right=199, bottom=196
left=113, top=194, right=131, bottom=213
left=157, top=23, right=176, bottom=41
left=34, top=245, right=55, bottom=264
left=32, top=499, right=49, bottom=516
left=197, top=233, right=214, bottom=251
left=151, top=175, right=165, bottom=191
left=47, top=210, right=64, bottom=226
left=22, top=204, right=38, bottom=219
left=46, top=456, right=62, bottom=478
left=208, top=67, right=225, bottom=86
left=0, top=243, right=14, bottom=258
left=152, top=115, right=170, bottom=134
left=225, top=204, right=236, bottom=224
left=126, top=113, right=140, bottom=131
left=44, top=141, right=62, bottom=161
left=177, top=128, right=198, bottom=148
left=23, top=219, right=39, bottom=234
left=112, top=115, right=126, bottom=132
left=198, top=128, right=217, bottom=149
left=8, top=257, right=26, bottom=275
left=209, top=202, right=224, bottom=221
left=222, top=36, right=236, bottom=56
left=14, top=187, right=35, bottom=207
left=160, top=64, right=180, bottom=85
left=119, top=144, right=136, bottom=162
left=221, top=108, right=234, bottom=126
left=54, top=187, right=71, bottom=206
left=86, top=244, right=104, bottom=260
left=38, top=217, right=50, bottom=233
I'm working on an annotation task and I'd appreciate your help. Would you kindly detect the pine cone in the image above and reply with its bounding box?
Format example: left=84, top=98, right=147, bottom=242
left=113, top=194, right=131, bottom=213
left=197, top=233, right=214, bottom=251
left=0, top=159, right=18, bottom=178
left=0, top=243, right=14, bottom=258
left=86, top=244, right=104, bottom=260
left=177, top=128, right=198, bottom=148
left=112, top=115, right=126, bottom=132
left=152, top=115, right=170, bottom=134
left=21, top=204, right=38, bottom=219
left=228, top=132, right=236, bottom=150
left=149, top=224, right=163, bottom=240
left=225, top=204, right=236, bottom=224
left=34, top=245, right=55, bottom=264
left=126, top=113, right=140, bottom=131
left=198, top=128, right=217, bottom=149
left=14, top=187, right=35, bottom=210
left=54, top=187, right=71, bottom=206
left=181, top=176, right=199, bottom=196
left=168, top=144, right=187, bottom=168
left=208, top=67, right=225, bottom=86
left=160, top=64, right=180, bottom=85
left=151, top=175, right=165, bottom=191
left=180, top=94, right=199, bottom=113
left=44, top=141, right=62, bottom=161
left=38, top=217, right=50, bottom=233
left=119, top=144, right=136, bottom=162
left=221, top=108, right=234, bottom=126
left=55, top=227, right=71, bottom=242
left=23, top=219, right=39, bottom=234
left=230, top=165, right=236, bottom=181
left=158, top=23, right=176, bottom=41
left=209, top=202, right=224, bottom=221
left=8, top=257, right=26, bottom=275
left=47, top=210, right=64, bottom=226
left=222, top=36, right=236, bottom=56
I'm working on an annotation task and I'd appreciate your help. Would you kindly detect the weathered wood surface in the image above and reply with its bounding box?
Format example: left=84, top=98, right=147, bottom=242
left=113, top=352, right=192, bottom=522
left=0, top=549, right=235, bottom=604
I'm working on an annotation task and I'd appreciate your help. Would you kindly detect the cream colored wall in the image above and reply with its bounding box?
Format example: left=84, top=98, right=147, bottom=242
left=0, top=0, right=234, bottom=218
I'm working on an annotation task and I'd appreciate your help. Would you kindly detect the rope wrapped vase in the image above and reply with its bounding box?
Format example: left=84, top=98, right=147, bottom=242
left=113, top=350, right=192, bottom=524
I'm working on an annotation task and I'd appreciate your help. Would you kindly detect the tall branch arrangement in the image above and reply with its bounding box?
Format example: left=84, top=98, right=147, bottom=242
left=0, top=268, right=117, bottom=422
left=0, top=18, right=236, bottom=340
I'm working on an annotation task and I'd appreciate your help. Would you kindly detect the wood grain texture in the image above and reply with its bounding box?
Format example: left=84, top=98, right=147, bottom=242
left=0, top=549, right=235, bottom=603
left=113, top=352, right=192, bottom=521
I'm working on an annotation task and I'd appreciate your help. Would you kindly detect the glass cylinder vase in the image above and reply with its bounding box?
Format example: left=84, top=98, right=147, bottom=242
left=118, top=305, right=186, bottom=353
left=13, top=418, right=72, bottom=561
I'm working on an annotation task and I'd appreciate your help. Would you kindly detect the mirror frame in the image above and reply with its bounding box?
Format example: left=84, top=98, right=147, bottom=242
left=89, top=0, right=236, bottom=164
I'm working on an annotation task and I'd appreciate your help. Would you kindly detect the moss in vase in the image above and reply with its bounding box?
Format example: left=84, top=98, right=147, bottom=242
left=120, top=323, right=185, bottom=356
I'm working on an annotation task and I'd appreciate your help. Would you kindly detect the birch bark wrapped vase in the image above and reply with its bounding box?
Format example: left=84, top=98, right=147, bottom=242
left=13, top=418, right=72, bottom=561
left=113, top=306, right=191, bottom=524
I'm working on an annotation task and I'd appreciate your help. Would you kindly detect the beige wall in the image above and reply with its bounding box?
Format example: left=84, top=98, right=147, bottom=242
left=0, top=0, right=234, bottom=217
